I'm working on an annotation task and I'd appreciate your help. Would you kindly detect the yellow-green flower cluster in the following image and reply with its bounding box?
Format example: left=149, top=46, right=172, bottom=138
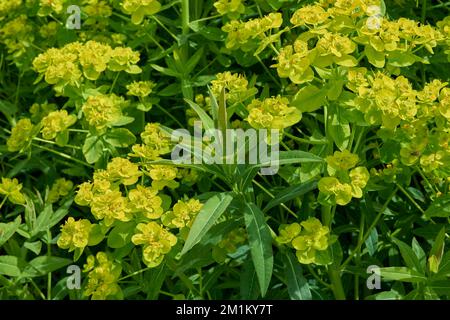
left=130, top=123, right=172, bottom=161
left=272, top=39, right=314, bottom=84
left=0, top=15, right=33, bottom=58
left=222, top=12, right=283, bottom=51
left=161, top=198, right=203, bottom=229
left=7, top=118, right=34, bottom=152
left=212, top=228, right=246, bottom=263
left=30, top=102, right=57, bottom=123
left=83, top=0, right=113, bottom=26
left=74, top=158, right=144, bottom=226
left=211, top=72, right=257, bottom=105
left=38, top=0, right=65, bottom=16
left=121, top=0, right=161, bottom=24
left=126, top=81, right=156, bottom=98
left=316, top=32, right=358, bottom=67
left=213, top=0, right=245, bottom=19
left=81, top=93, right=128, bottom=131
left=32, top=41, right=142, bottom=92
left=318, top=150, right=370, bottom=206
left=277, top=218, right=330, bottom=265
left=0, top=177, right=26, bottom=205
left=48, top=178, right=73, bottom=204
left=83, top=252, right=121, bottom=300
left=131, top=222, right=177, bottom=267
left=246, top=96, right=301, bottom=130
left=290, top=4, right=329, bottom=27
left=128, top=185, right=164, bottom=219
left=353, top=72, right=418, bottom=130
left=41, top=110, right=77, bottom=140
left=0, top=0, right=22, bottom=17
left=145, top=165, right=179, bottom=190
left=57, top=217, right=92, bottom=252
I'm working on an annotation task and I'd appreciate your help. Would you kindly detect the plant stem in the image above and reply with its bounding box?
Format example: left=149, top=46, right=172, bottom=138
left=396, top=183, right=425, bottom=214
left=328, top=267, right=346, bottom=300
left=252, top=179, right=298, bottom=218
left=341, top=187, right=398, bottom=268
left=284, top=131, right=328, bottom=145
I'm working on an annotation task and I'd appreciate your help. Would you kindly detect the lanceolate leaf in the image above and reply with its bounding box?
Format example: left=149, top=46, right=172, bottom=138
left=283, top=252, right=312, bottom=300
left=243, top=202, right=273, bottom=297
left=181, top=193, right=234, bottom=255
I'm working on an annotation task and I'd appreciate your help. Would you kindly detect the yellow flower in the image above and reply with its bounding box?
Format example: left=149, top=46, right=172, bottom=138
left=246, top=96, right=301, bottom=130
left=78, top=41, right=112, bottom=80
left=41, top=110, right=77, bottom=140
left=140, top=123, right=172, bottom=156
left=122, top=0, right=161, bottom=24
left=161, top=198, right=203, bottom=228
left=75, top=182, right=94, bottom=206
left=349, top=166, right=370, bottom=198
left=128, top=185, right=163, bottom=219
left=326, top=149, right=359, bottom=171
left=57, top=217, right=92, bottom=251
left=290, top=4, right=329, bottom=26
left=81, top=94, right=128, bottom=130
left=291, top=218, right=330, bottom=264
left=0, top=177, right=26, bottom=205
left=83, top=252, right=121, bottom=300
left=213, top=0, right=245, bottom=19
left=276, top=223, right=301, bottom=245
left=48, top=178, right=74, bottom=204
left=7, top=118, right=34, bottom=152
left=211, top=72, right=257, bottom=105
left=38, top=0, right=64, bottom=16
left=146, top=165, right=179, bottom=190
left=108, top=47, right=142, bottom=73
left=318, top=177, right=353, bottom=206
left=106, top=157, right=142, bottom=186
left=126, top=81, right=155, bottom=97
left=272, top=41, right=314, bottom=84
left=131, top=222, right=177, bottom=267
left=91, top=190, right=132, bottom=226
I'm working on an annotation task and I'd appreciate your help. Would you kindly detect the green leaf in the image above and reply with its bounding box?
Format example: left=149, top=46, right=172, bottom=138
left=184, top=98, right=215, bottom=130
left=0, top=216, right=21, bottom=247
left=387, top=51, right=417, bottom=67
left=24, top=241, right=42, bottom=255
left=427, top=280, right=450, bottom=296
left=436, top=250, right=450, bottom=277
left=264, top=180, right=317, bottom=212
left=104, top=128, right=136, bottom=147
left=365, top=45, right=385, bottom=68
left=411, top=238, right=426, bottom=271
left=107, top=222, right=136, bottom=249
left=291, top=85, right=327, bottom=113
left=392, top=238, right=424, bottom=273
left=240, top=257, right=260, bottom=299
left=185, top=47, right=204, bottom=74
left=283, top=252, right=311, bottom=300
left=83, top=134, right=104, bottom=164
left=243, top=202, right=273, bottom=297
left=22, top=257, right=72, bottom=278
left=329, top=114, right=350, bottom=151
left=379, top=267, right=427, bottom=283
left=181, top=193, right=234, bottom=255
left=425, top=195, right=450, bottom=218
left=88, top=224, right=105, bottom=246
left=0, top=256, right=21, bottom=277
left=365, top=228, right=378, bottom=256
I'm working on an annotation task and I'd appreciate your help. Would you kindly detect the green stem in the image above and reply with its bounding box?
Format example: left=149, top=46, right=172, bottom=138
left=32, top=143, right=94, bottom=168
left=47, top=229, right=52, bottom=300
left=396, top=183, right=425, bottom=214
left=328, top=267, right=346, bottom=300
left=0, top=196, right=8, bottom=211
left=252, top=179, right=298, bottom=218
left=284, top=131, right=328, bottom=145
left=181, top=0, right=190, bottom=36
left=341, top=187, right=398, bottom=269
